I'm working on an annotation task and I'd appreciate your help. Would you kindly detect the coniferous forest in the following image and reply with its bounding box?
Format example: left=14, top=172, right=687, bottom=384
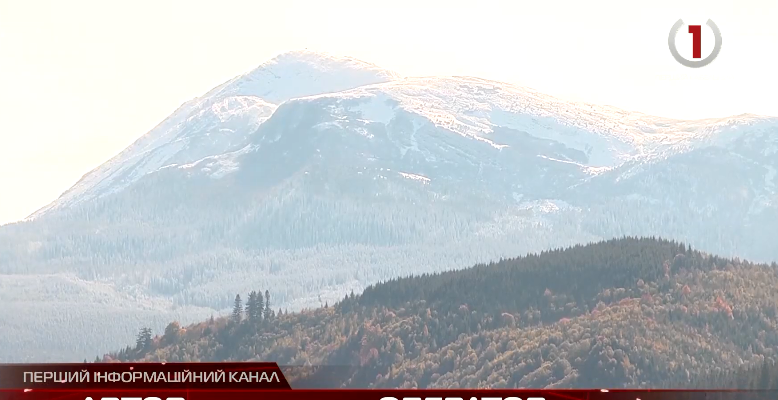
left=102, top=237, right=778, bottom=389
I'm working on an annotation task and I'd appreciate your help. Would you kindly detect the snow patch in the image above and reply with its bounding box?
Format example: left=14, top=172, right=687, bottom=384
left=515, top=199, right=580, bottom=214
left=179, top=144, right=255, bottom=179
left=398, top=172, right=431, bottom=184
left=537, top=155, right=613, bottom=175
left=211, top=96, right=276, bottom=124
left=313, top=120, right=347, bottom=131
left=156, top=163, right=179, bottom=171
left=352, top=93, right=397, bottom=125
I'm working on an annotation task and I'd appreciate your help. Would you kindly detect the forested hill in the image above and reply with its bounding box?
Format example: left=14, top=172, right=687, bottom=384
left=104, top=237, right=778, bottom=389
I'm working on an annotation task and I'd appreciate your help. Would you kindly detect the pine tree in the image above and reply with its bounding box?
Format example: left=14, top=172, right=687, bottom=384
left=135, top=329, right=144, bottom=349
left=232, top=294, right=243, bottom=323
left=246, top=291, right=258, bottom=321
left=135, top=327, right=153, bottom=353
left=143, top=328, right=153, bottom=348
left=257, top=290, right=265, bottom=321
left=246, top=290, right=264, bottom=322
left=264, top=290, right=271, bottom=321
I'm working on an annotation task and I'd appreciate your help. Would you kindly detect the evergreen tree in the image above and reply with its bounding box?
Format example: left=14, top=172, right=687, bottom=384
left=246, top=291, right=258, bottom=321
left=264, top=290, right=271, bottom=321
left=135, top=327, right=153, bottom=353
left=135, top=329, right=144, bottom=349
left=232, top=294, right=243, bottom=323
left=142, top=327, right=153, bottom=348
left=257, top=290, right=265, bottom=321
left=246, top=290, right=264, bottom=322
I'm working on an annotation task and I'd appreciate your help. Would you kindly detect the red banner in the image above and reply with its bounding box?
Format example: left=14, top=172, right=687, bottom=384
left=0, top=389, right=774, bottom=400
left=0, top=364, right=773, bottom=400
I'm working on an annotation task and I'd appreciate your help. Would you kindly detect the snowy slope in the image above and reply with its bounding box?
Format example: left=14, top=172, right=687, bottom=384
left=28, top=96, right=277, bottom=218
left=298, top=77, right=778, bottom=167
left=29, top=51, right=401, bottom=219
left=29, top=52, right=777, bottom=220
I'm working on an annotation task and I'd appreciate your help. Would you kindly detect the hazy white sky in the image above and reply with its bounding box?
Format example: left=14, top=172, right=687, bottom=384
left=0, top=0, right=777, bottom=225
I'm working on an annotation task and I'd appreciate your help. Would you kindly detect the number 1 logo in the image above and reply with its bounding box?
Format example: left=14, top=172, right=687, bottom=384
left=688, top=25, right=702, bottom=58
left=668, top=19, right=722, bottom=68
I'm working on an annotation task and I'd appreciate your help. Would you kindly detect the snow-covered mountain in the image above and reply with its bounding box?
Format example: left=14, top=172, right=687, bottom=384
left=2, top=50, right=777, bottom=363
left=30, top=55, right=777, bottom=219
left=29, top=51, right=401, bottom=218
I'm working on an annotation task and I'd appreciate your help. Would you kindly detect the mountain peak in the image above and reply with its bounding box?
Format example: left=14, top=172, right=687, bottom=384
left=262, top=50, right=400, bottom=77
left=204, top=50, right=401, bottom=104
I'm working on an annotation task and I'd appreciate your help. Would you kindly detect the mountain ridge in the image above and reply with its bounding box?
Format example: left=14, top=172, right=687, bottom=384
left=103, top=237, right=778, bottom=389
left=3, top=50, right=777, bottom=363
left=28, top=52, right=778, bottom=220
